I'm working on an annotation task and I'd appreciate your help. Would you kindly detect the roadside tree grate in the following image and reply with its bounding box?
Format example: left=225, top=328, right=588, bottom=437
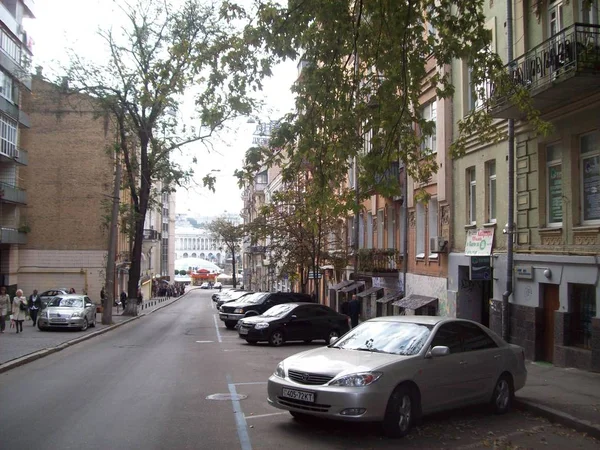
left=207, top=393, right=247, bottom=401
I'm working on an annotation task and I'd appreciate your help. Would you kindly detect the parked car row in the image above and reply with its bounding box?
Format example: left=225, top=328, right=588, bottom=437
left=211, top=289, right=528, bottom=440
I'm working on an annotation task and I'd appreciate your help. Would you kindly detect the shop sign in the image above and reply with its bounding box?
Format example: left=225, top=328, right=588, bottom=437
left=516, top=265, right=533, bottom=279
left=470, top=256, right=491, bottom=281
left=465, top=228, right=495, bottom=256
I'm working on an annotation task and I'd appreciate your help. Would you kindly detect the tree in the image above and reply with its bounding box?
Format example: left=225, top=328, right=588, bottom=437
left=208, top=217, right=244, bottom=288
left=64, top=0, right=268, bottom=315
left=246, top=172, right=348, bottom=296
left=237, top=0, right=551, bottom=214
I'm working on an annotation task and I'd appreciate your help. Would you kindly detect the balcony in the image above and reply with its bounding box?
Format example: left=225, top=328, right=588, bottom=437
left=0, top=182, right=27, bottom=204
left=491, top=23, right=600, bottom=119
left=0, top=227, right=27, bottom=244
left=357, top=248, right=401, bottom=276
left=143, top=229, right=160, bottom=240
left=0, top=146, right=27, bottom=165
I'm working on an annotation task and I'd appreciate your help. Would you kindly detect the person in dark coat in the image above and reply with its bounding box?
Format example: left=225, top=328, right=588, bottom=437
left=28, top=289, right=41, bottom=325
left=120, top=291, right=127, bottom=309
left=348, top=294, right=361, bottom=328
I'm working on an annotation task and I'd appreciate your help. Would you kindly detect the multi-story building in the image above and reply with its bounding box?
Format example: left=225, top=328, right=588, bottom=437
left=19, top=73, right=115, bottom=300
left=0, top=0, right=34, bottom=292
left=450, top=0, right=600, bottom=372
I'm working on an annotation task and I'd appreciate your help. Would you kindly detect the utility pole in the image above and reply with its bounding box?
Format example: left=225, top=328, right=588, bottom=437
left=103, top=144, right=122, bottom=325
left=502, top=0, right=515, bottom=341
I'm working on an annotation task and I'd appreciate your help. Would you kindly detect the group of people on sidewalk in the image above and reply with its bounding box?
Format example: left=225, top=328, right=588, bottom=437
left=1, top=288, right=46, bottom=334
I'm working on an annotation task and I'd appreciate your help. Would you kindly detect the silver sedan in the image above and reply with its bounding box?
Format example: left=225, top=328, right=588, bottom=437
left=267, top=316, right=527, bottom=438
left=37, top=294, right=97, bottom=331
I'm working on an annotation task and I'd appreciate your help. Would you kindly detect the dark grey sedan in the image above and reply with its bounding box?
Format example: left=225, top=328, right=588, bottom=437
left=37, top=295, right=97, bottom=331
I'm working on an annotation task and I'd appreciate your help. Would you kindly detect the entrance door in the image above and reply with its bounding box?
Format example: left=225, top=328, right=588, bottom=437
left=542, top=284, right=560, bottom=362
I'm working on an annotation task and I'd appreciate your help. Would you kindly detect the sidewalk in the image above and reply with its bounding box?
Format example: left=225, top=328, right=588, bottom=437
left=0, top=291, right=188, bottom=371
left=515, top=361, right=600, bottom=439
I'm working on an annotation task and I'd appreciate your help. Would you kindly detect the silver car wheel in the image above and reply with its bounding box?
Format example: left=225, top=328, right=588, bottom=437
left=81, top=318, right=88, bottom=331
left=397, top=394, right=412, bottom=432
left=269, top=330, right=284, bottom=347
left=495, top=378, right=510, bottom=410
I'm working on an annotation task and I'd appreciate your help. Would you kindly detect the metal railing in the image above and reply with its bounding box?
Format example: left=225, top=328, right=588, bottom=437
left=506, top=23, right=600, bottom=93
left=357, top=248, right=401, bottom=273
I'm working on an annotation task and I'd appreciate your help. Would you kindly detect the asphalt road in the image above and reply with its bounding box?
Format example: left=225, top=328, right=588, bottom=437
left=1, top=289, right=597, bottom=450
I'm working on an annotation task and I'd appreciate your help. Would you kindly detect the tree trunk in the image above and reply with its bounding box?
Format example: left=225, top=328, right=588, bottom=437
left=231, top=248, right=237, bottom=288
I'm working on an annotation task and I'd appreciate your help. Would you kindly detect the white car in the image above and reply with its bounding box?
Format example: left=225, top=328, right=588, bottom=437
left=268, top=316, right=527, bottom=438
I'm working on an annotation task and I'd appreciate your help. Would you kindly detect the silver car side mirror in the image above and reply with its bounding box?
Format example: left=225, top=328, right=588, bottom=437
left=426, top=346, right=450, bottom=358
left=329, top=336, right=339, bottom=345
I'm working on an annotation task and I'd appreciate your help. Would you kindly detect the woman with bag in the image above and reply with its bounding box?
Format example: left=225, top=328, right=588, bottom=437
left=12, top=289, right=28, bottom=334
left=0, top=286, right=10, bottom=333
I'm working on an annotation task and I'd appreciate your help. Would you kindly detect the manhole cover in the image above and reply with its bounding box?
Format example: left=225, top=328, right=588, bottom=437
left=206, top=393, right=247, bottom=401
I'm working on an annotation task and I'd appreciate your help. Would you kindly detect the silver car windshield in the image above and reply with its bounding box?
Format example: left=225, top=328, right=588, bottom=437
left=261, top=304, right=296, bottom=318
left=332, top=321, right=433, bottom=356
left=48, top=298, right=84, bottom=308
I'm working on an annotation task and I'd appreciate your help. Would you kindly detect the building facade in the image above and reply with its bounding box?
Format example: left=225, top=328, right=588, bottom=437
left=450, top=0, right=600, bottom=372
left=0, top=0, right=34, bottom=293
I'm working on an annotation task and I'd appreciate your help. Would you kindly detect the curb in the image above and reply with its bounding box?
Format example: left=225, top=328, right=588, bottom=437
left=0, top=291, right=191, bottom=375
left=515, top=398, right=600, bottom=440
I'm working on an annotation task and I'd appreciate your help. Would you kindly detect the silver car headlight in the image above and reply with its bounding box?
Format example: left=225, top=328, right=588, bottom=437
left=71, top=311, right=83, bottom=318
left=329, top=372, right=383, bottom=387
left=254, top=322, right=269, bottom=330
left=233, top=308, right=244, bottom=314
left=274, top=362, right=285, bottom=378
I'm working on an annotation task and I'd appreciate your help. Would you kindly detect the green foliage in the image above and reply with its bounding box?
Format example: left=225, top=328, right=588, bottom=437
left=236, top=0, right=551, bottom=216
left=62, top=0, right=271, bottom=298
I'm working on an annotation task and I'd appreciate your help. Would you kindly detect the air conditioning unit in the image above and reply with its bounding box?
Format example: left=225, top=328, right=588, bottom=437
left=430, top=236, right=447, bottom=253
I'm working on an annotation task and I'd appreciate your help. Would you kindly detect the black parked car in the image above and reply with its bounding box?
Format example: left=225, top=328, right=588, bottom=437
left=219, top=292, right=313, bottom=329
left=237, top=302, right=350, bottom=346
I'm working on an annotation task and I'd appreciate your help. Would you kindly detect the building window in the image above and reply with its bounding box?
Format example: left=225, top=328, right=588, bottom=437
left=0, top=70, right=14, bottom=103
left=255, top=171, right=268, bottom=184
left=0, top=30, right=20, bottom=63
left=487, top=160, right=497, bottom=223
left=367, top=212, right=373, bottom=249
left=398, top=206, right=406, bottom=254
left=387, top=205, right=395, bottom=249
left=467, top=167, right=476, bottom=225
left=416, top=202, right=425, bottom=258
left=428, top=198, right=439, bottom=258
left=0, top=114, right=17, bottom=158
left=580, top=132, right=600, bottom=223
left=377, top=210, right=384, bottom=248
left=347, top=217, right=355, bottom=249
left=546, top=144, right=563, bottom=226
left=358, top=213, right=365, bottom=248
left=420, top=101, right=437, bottom=154
left=570, top=284, right=596, bottom=349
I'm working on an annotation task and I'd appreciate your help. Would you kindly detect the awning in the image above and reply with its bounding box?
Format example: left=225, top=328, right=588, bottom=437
left=339, top=281, right=365, bottom=293
left=392, top=294, right=438, bottom=310
left=329, top=280, right=354, bottom=291
left=376, top=291, right=403, bottom=304
left=357, top=286, right=384, bottom=298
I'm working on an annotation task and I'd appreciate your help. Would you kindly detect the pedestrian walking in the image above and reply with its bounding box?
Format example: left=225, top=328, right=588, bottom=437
left=12, top=289, right=28, bottom=334
left=0, top=286, right=10, bottom=333
left=348, top=294, right=361, bottom=328
left=137, top=288, right=143, bottom=306
left=28, top=289, right=41, bottom=326
left=69, top=287, right=76, bottom=294
left=120, top=290, right=127, bottom=309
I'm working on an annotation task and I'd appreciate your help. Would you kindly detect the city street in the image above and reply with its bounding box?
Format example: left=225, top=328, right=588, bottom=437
left=0, top=289, right=597, bottom=450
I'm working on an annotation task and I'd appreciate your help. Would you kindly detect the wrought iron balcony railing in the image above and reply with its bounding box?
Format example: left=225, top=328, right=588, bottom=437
left=357, top=248, right=401, bottom=273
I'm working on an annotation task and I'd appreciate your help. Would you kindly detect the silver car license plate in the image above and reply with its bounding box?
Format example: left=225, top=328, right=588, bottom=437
left=51, top=318, right=67, bottom=323
left=282, top=388, right=315, bottom=403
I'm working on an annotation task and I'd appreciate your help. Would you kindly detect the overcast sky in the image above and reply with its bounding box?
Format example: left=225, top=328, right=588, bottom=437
left=25, top=0, right=297, bottom=219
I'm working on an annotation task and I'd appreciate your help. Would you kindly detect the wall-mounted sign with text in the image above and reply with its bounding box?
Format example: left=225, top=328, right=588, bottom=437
left=465, top=228, right=495, bottom=256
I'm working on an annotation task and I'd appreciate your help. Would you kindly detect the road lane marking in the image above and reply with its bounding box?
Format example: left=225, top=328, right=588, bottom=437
left=196, top=340, right=214, bottom=343
left=245, top=412, right=287, bottom=420
left=227, top=374, right=252, bottom=450
left=213, top=315, right=223, bottom=343
left=233, top=382, right=268, bottom=386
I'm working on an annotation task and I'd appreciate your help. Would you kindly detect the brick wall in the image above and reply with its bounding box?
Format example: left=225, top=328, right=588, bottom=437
left=20, top=76, right=113, bottom=250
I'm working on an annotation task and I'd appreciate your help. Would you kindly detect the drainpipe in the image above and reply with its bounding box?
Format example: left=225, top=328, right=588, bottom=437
left=502, top=0, right=515, bottom=342
left=402, top=166, right=408, bottom=296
